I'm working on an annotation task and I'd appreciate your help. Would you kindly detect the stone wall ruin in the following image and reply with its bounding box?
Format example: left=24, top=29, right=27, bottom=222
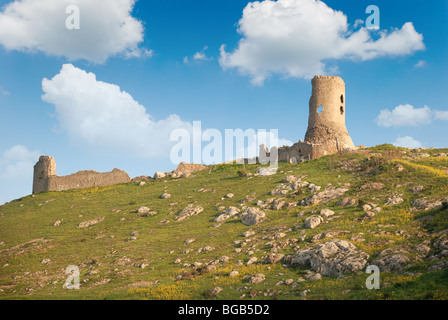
left=32, top=156, right=131, bottom=194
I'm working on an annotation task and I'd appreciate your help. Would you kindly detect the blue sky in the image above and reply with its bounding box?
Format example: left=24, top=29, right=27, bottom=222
left=0, top=0, right=447, bottom=204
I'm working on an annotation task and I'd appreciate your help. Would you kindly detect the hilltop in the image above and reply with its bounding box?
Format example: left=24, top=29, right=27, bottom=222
left=1, top=145, right=448, bottom=300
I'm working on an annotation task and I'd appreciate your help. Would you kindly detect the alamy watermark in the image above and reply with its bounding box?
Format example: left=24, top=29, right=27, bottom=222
left=170, top=121, right=279, bottom=174
left=365, top=265, right=380, bottom=290
left=66, top=5, right=80, bottom=30
left=365, top=5, right=380, bottom=30
left=64, top=265, right=80, bottom=289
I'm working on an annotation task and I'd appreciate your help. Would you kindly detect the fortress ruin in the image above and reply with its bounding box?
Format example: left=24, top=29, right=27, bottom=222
left=32, top=156, right=131, bottom=194
left=262, top=75, right=355, bottom=162
left=32, top=75, right=355, bottom=193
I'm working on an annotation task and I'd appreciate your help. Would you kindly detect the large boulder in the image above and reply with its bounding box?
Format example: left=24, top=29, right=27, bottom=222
left=173, top=162, right=207, bottom=178
left=305, top=216, right=324, bottom=229
left=290, top=239, right=370, bottom=277
left=215, top=206, right=240, bottom=222
left=371, top=248, right=411, bottom=272
left=413, top=197, right=448, bottom=211
left=175, top=204, right=204, bottom=221
left=241, top=207, right=266, bottom=226
left=153, top=172, right=166, bottom=180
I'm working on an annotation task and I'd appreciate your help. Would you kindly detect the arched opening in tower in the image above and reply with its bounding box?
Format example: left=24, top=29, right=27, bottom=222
left=340, top=94, right=344, bottom=104
left=340, top=106, right=344, bottom=115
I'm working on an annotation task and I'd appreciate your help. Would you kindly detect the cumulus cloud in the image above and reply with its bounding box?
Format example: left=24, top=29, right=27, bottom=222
left=375, top=104, right=448, bottom=127
left=42, top=64, right=194, bottom=158
left=220, top=0, right=425, bottom=85
left=393, top=136, right=422, bottom=149
left=0, top=0, right=150, bottom=63
left=375, top=105, right=432, bottom=127
left=0, top=145, right=39, bottom=204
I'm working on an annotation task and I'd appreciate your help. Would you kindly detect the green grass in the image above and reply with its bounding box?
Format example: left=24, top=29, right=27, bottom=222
left=0, top=145, right=447, bottom=300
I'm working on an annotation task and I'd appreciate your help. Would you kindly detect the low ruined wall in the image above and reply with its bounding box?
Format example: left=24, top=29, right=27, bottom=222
left=46, top=169, right=131, bottom=192
left=33, top=156, right=131, bottom=193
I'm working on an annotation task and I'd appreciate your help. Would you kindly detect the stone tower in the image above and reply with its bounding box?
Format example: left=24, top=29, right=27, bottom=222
left=33, top=156, right=56, bottom=194
left=304, top=75, right=355, bottom=157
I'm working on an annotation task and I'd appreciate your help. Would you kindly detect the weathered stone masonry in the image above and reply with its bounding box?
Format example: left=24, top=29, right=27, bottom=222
left=32, top=156, right=131, bottom=194
left=264, top=75, right=355, bottom=162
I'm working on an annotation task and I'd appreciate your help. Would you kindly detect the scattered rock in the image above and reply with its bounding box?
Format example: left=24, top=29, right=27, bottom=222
left=337, top=197, right=358, bottom=207
left=413, top=198, right=448, bottom=211
left=264, top=253, right=284, bottom=264
left=161, top=193, right=171, bottom=199
left=371, top=248, right=411, bottom=272
left=241, top=195, right=257, bottom=204
left=305, top=216, right=324, bottom=229
left=243, top=230, right=255, bottom=238
left=215, top=206, right=240, bottom=222
left=385, top=196, right=404, bottom=206
left=185, top=239, right=195, bottom=245
left=153, top=172, right=166, bottom=180
left=175, top=204, right=204, bottom=221
left=304, top=187, right=349, bottom=206
left=290, top=239, right=369, bottom=277
left=415, top=244, right=431, bottom=255
left=210, top=287, right=223, bottom=296
left=241, top=207, right=266, bottom=226
left=137, top=206, right=150, bottom=214
left=173, top=162, right=207, bottom=178
left=320, top=209, right=335, bottom=218
left=361, top=182, right=385, bottom=190
left=428, top=261, right=448, bottom=272
left=53, top=220, right=61, bottom=227
left=247, top=273, right=265, bottom=284
left=78, top=216, right=105, bottom=228
left=410, top=185, right=424, bottom=194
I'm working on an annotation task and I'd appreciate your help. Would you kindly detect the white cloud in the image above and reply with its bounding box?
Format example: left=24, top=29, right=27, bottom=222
left=353, top=19, right=364, bottom=29
left=0, top=0, right=150, bottom=63
left=2, top=145, right=39, bottom=163
left=414, top=60, right=427, bottom=68
left=375, top=104, right=432, bottom=127
left=184, top=46, right=210, bottom=64
left=0, top=145, right=39, bottom=204
left=193, top=46, right=209, bottom=61
left=434, top=110, right=448, bottom=121
left=41, top=64, right=194, bottom=158
left=220, top=0, right=425, bottom=85
left=393, top=136, right=422, bottom=149
left=375, top=104, right=448, bottom=127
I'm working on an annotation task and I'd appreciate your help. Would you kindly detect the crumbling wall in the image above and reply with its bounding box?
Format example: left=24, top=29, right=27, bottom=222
left=32, top=156, right=131, bottom=194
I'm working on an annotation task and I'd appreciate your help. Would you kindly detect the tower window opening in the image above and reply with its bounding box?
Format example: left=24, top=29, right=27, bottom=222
left=340, top=106, right=344, bottom=115
left=340, top=94, right=344, bottom=103
left=317, top=105, right=323, bottom=114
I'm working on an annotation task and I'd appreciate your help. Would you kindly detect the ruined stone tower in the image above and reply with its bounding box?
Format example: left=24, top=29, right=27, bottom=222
left=304, top=75, right=355, bottom=156
left=33, top=156, right=56, bottom=194
left=272, top=75, right=355, bottom=162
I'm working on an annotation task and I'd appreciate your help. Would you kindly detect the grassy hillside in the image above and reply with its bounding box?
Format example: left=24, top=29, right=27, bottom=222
left=1, top=145, right=448, bottom=300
